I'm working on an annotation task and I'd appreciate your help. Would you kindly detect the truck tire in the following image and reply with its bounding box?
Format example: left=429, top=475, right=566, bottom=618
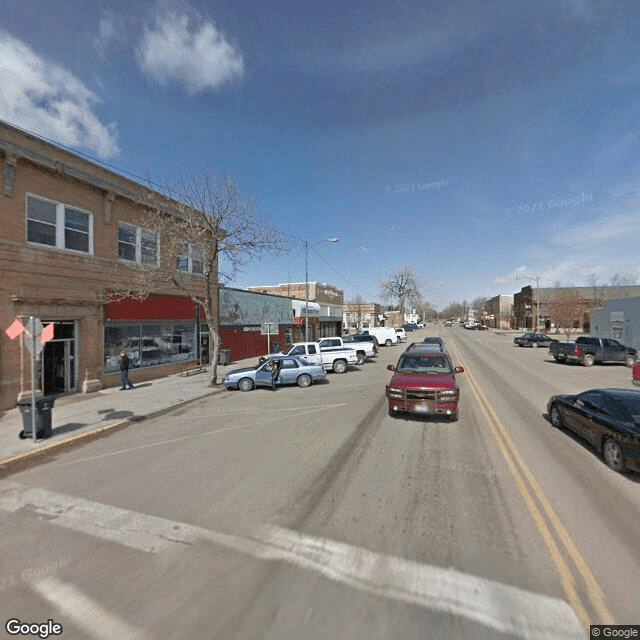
left=625, top=355, right=636, bottom=368
left=384, top=339, right=392, bottom=347
left=333, top=359, right=348, bottom=374
left=583, top=354, right=595, bottom=367
left=356, top=351, right=366, bottom=365
left=554, top=355, right=565, bottom=363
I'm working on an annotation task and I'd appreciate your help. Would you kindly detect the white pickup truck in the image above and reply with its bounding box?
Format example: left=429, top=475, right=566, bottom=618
left=262, top=341, right=358, bottom=373
left=318, top=336, right=374, bottom=364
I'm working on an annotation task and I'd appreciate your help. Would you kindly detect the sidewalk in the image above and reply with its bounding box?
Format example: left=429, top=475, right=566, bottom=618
left=0, top=356, right=258, bottom=470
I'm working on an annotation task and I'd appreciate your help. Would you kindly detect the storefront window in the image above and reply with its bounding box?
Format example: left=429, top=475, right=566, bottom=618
left=104, top=323, right=197, bottom=372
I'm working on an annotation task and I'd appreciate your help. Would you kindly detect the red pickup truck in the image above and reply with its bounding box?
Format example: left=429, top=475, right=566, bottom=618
left=386, top=351, right=464, bottom=421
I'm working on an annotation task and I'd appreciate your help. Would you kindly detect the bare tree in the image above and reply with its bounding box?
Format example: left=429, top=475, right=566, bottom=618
left=547, top=283, right=584, bottom=341
left=113, top=170, right=288, bottom=386
left=347, top=295, right=368, bottom=332
left=378, top=267, right=421, bottom=322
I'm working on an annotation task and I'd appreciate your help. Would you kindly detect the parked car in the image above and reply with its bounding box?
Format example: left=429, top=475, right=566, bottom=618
left=395, top=328, right=407, bottom=342
left=549, top=336, right=637, bottom=367
left=222, top=355, right=326, bottom=391
left=402, top=323, right=419, bottom=331
left=422, top=336, right=446, bottom=351
left=386, top=351, right=464, bottom=421
left=547, top=388, right=640, bottom=473
left=343, top=334, right=379, bottom=354
left=318, top=336, right=375, bottom=364
left=261, top=341, right=358, bottom=373
left=513, top=332, right=557, bottom=348
left=360, top=327, right=399, bottom=346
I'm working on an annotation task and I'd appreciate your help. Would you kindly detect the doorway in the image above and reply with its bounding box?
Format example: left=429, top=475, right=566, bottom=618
left=41, top=321, right=76, bottom=396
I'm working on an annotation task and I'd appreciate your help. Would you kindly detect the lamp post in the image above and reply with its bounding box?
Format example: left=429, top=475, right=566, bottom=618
left=305, top=237, right=339, bottom=341
left=516, top=275, right=540, bottom=331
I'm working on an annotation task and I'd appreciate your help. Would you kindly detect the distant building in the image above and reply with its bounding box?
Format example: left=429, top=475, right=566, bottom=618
left=590, top=297, right=640, bottom=350
left=513, top=285, right=640, bottom=332
left=486, top=295, right=514, bottom=329
left=343, top=302, right=382, bottom=332
left=247, top=282, right=343, bottom=340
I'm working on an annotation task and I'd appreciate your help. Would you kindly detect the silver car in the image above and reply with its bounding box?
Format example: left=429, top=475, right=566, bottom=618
left=222, top=355, right=327, bottom=391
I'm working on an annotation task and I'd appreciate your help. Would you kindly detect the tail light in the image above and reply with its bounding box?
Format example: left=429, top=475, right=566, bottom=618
left=574, top=346, right=582, bottom=356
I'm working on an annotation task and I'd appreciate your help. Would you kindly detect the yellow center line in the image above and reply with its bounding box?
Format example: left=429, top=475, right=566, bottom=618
left=447, top=338, right=615, bottom=627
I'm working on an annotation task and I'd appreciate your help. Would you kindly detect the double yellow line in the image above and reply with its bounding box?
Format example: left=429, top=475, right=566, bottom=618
left=447, top=339, right=614, bottom=629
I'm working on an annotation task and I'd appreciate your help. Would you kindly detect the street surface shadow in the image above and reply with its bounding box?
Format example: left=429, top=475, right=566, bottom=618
left=100, top=410, right=134, bottom=421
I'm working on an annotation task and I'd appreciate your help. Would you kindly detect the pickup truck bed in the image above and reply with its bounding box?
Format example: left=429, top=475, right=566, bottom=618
left=549, top=336, right=637, bottom=367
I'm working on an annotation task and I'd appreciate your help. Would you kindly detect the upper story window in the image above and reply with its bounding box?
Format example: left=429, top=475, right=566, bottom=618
left=176, top=242, right=204, bottom=275
left=26, top=195, right=93, bottom=254
left=118, top=222, right=159, bottom=265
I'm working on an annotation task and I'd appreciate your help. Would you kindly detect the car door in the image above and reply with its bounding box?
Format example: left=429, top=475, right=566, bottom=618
left=254, top=361, right=274, bottom=388
left=569, top=391, right=605, bottom=445
left=603, top=339, right=625, bottom=362
left=278, top=358, right=299, bottom=385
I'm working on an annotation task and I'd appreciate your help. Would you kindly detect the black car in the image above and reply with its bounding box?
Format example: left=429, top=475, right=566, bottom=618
left=547, top=388, right=640, bottom=473
left=402, top=323, right=418, bottom=332
left=514, top=332, right=556, bottom=348
left=343, top=334, right=379, bottom=353
left=422, top=336, right=445, bottom=351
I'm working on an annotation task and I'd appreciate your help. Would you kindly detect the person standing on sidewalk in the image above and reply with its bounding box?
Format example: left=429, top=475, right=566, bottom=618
left=119, top=350, right=135, bottom=390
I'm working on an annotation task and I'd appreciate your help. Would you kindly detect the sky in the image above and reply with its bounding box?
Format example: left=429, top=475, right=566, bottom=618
left=2, top=0, right=640, bottom=309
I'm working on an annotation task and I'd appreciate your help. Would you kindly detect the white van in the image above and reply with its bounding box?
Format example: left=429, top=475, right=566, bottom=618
left=360, top=327, right=399, bottom=346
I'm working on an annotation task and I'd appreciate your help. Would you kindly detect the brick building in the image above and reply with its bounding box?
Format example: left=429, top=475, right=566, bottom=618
left=0, top=121, right=288, bottom=411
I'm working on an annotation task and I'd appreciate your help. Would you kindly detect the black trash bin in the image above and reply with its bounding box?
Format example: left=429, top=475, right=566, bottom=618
left=218, top=348, right=231, bottom=365
left=18, top=396, right=55, bottom=440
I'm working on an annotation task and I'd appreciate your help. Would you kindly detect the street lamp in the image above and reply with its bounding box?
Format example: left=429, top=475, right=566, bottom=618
left=516, top=275, right=540, bottom=331
left=305, top=237, right=339, bottom=341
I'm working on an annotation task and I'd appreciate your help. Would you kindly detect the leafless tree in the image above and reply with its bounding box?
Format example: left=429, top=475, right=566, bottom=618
left=345, top=295, right=368, bottom=332
left=547, top=283, right=584, bottom=340
left=378, top=267, right=421, bottom=322
left=113, top=170, right=288, bottom=385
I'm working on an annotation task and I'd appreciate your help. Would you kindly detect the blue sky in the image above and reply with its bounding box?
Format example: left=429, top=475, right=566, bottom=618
left=2, top=0, right=640, bottom=308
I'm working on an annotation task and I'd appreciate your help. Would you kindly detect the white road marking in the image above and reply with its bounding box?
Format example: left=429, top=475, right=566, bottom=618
left=1, top=482, right=584, bottom=639
left=32, top=576, right=150, bottom=640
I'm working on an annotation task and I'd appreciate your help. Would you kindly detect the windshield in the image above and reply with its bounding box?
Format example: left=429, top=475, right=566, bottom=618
left=397, top=355, right=452, bottom=374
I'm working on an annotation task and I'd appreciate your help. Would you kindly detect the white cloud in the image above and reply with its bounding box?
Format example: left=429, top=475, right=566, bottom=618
left=0, top=30, right=119, bottom=157
left=94, top=11, right=124, bottom=57
left=135, top=4, right=244, bottom=94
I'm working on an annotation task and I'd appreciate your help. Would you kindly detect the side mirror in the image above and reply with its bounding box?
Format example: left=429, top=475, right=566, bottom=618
left=454, top=366, right=464, bottom=373
left=387, top=364, right=395, bottom=371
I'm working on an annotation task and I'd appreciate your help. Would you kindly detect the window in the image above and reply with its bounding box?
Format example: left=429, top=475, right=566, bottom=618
left=118, top=223, right=159, bottom=265
left=177, top=242, right=204, bottom=274
left=27, top=195, right=93, bottom=254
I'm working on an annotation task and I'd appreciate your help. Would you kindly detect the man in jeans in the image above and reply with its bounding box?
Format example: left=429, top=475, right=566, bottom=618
left=119, top=350, right=135, bottom=390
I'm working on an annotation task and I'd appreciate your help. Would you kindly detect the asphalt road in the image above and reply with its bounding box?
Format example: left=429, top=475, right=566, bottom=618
left=0, top=327, right=638, bottom=639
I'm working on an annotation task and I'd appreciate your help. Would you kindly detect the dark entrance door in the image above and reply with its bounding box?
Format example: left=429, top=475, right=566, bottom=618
left=41, top=321, right=76, bottom=396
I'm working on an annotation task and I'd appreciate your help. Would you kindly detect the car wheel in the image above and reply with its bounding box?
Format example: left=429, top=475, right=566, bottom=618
left=356, top=351, right=366, bottom=365
left=385, top=339, right=392, bottom=347
left=625, top=355, right=636, bottom=367
left=583, top=354, right=595, bottom=367
left=333, top=359, right=348, bottom=374
left=238, top=377, right=254, bottom=392
left=549, top=404, right=563, bottom=428
left=603, top=437, right=626, bottom=473
left=448, top=412, right=459, bottom=422
left=18, top=430, right=25, bottom=440
left=297, top=374, right=312, bottom=388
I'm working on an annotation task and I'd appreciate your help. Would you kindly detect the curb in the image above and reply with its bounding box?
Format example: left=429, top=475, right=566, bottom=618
left=0, top=385, right=226, bottom=473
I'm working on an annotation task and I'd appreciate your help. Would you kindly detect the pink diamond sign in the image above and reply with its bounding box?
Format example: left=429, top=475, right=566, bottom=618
left=4, top=319, right=25, bottom=340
